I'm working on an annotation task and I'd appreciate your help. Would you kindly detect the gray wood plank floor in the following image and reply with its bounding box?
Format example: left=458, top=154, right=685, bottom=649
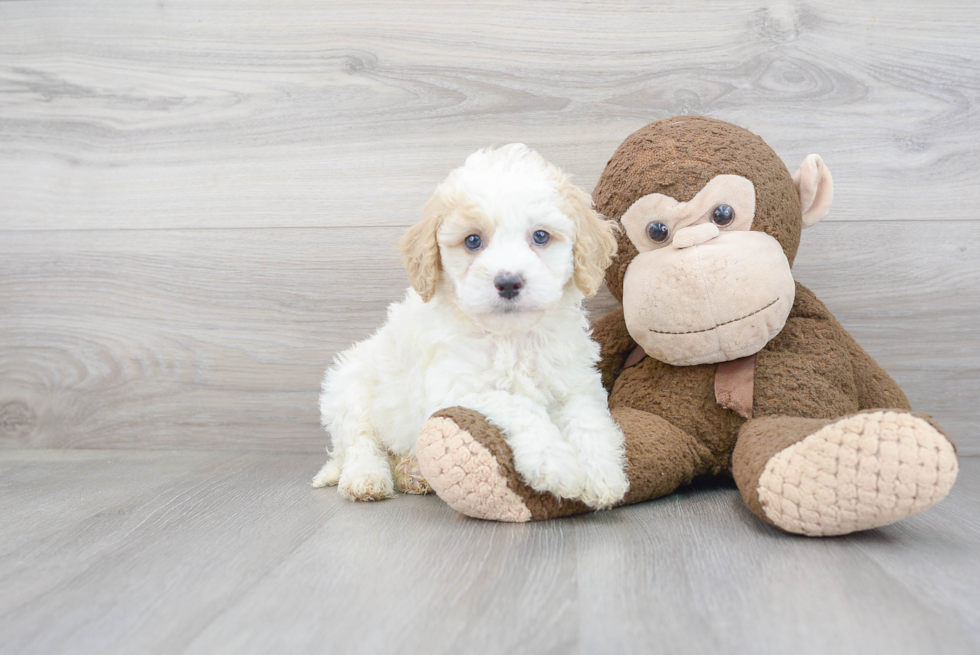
left=1, top=450, right=977, bottom=655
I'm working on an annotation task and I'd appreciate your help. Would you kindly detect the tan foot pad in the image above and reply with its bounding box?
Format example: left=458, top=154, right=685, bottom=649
left=757, top=411, right=959, bottom=536
left=416, top=417, right=532, bottom=522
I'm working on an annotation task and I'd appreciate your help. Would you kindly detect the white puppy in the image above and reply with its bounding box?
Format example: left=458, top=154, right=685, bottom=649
left=312, top=144, right=629, bottom=508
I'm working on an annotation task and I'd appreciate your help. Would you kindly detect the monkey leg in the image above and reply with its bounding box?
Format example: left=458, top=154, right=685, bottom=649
left=415, top=405, right=714, bottom=522
left=416, top=407, right=588, bottom=521
left=612, top=406, right=716, bottom=505
left=732, top=411, right=959, bottom=536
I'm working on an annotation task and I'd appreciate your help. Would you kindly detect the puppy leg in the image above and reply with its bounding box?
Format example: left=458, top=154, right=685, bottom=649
left=336, top=433, right=395, bottom=501
left=554, top=394, right=629, bottom=509
left=311, top=453, right=342, bottom=488
left=450, top=391, right=585, bottom=500
left=319, top=358, right=396, bottom=500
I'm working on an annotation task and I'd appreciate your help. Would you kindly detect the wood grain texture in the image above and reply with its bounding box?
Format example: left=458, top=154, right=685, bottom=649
left=0, top=1, right=977, bottom=455
left=1, top=1, right=979, bottom=230
left=1, top=222, right=977, bottom=453
left=0, top=450, right=977, bottom=655
left=3, top=4, right=977, bottom=652
left=0, top=450, right=340, bottom=654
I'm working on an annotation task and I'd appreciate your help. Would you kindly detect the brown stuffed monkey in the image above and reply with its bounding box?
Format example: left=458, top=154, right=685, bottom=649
left=415, top=116, right=959, bottom=536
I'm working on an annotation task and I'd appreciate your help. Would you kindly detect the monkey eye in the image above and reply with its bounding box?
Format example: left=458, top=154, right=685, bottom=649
left=464, top=234, right=483, bottom=250
left=711, top=204, right=735, bottom=226
left=532, top=230, right=550, bottom=246
left=646, top=221, right=670, bottom=243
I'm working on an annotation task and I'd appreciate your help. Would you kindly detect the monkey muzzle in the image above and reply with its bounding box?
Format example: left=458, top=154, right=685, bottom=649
left=622, top=228, right=796, bottom=366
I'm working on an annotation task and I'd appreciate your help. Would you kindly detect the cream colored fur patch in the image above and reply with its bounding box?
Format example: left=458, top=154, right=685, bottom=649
left=391, top=454, right=432, bottom=495
left=757, top=412, right=958, bottom=536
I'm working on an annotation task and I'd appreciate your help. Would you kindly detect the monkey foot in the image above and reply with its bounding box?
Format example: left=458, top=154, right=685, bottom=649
left=416, top=416, right=533, bottom=522
left=756, top=411, right=958, bottom=536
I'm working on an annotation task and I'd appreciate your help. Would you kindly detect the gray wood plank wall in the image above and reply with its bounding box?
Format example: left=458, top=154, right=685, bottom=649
left=2, top=0, right=978, bottom=454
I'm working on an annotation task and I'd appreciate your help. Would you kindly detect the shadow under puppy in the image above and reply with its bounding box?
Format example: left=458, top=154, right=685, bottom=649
left=313, top=144, right=628, bottom=509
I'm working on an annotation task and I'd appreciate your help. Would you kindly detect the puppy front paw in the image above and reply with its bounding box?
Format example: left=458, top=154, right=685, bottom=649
left=520, top=442, right=586, bottom=501
left=578, top=458, right=629, bottom=509
left=338, top=466, right=395, bottom=501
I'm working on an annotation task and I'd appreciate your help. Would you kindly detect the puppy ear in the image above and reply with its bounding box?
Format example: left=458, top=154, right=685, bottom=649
left=398, top=196, right=443, bottom=302
left=561, top=180, right=619, bottom=297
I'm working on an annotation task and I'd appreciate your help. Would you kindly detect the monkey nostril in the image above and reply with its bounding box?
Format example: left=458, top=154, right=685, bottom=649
left=494, top=273, right=523, bottom=300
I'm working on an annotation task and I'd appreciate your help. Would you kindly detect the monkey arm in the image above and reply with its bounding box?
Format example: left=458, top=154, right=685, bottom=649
left=778, top=284, right=911, bottom=412
left=591, top=307, right=637, bottom=393
left=835, top=320, right=912, bottom=411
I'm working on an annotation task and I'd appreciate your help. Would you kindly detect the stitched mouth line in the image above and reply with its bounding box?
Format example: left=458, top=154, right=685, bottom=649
left=649, top=298, right=780, bottom=335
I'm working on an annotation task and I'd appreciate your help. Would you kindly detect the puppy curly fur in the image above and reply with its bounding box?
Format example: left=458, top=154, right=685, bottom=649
left=313, top=144, right=627, bottom=507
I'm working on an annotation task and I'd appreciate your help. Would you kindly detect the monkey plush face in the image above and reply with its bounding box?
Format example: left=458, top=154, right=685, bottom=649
left=594, top=117, right=833, bottom=366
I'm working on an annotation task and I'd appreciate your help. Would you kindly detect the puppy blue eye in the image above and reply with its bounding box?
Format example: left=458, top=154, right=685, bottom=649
left=646, top=222, right=669, bottom=243
left=464, top=234, right=482, bottom=250
left=711, top=204, right=735, bottom=226
left=532, top=230, right=550, bottom=245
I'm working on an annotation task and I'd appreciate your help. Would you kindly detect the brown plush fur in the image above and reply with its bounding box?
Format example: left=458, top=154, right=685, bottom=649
left=596, top=116, right=804, bottom=303
left=601, top=281, right=913, bottom=467
left=423, top=117, right=957, bottom=534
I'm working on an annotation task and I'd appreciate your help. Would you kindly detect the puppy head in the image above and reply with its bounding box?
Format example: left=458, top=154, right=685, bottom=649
left=398, top=144, right=617, bottom=332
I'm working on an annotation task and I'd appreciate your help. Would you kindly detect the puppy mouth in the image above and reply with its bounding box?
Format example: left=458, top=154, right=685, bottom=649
left=493, top=301, right=531, bottom=314
left=648, top=298, right=779, bottom=335
left=484, top=296, right=551, bottom=316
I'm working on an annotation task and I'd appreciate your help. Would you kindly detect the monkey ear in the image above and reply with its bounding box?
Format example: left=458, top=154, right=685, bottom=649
left=561, top=181, right=618, bottom=298
left=792, top=154, right=834, bottom=228
left=397, top=197, right=442, bottom=302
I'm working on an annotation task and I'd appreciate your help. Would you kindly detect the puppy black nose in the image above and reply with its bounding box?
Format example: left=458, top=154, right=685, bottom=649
left=494, top=273, right=523, bottom=300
